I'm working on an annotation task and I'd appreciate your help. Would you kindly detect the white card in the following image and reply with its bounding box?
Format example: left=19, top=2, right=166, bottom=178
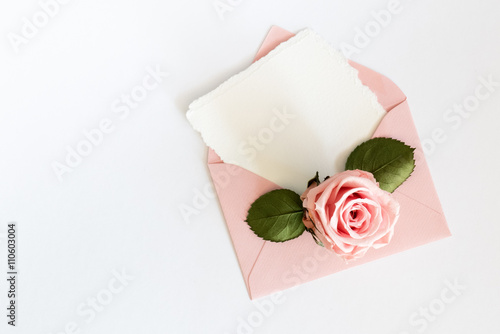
left=187, top=29, right=386, bottom=193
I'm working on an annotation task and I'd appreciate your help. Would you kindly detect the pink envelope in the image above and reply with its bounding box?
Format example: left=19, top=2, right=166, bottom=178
left=207, top=26, right=451, bottom=299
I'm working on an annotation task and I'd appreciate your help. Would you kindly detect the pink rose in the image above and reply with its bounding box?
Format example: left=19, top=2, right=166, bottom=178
left=301, top=170, right=400, bottom=261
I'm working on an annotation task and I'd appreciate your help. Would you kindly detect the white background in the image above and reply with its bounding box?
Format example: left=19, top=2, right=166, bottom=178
left=1, top=0, right=499, bottom=333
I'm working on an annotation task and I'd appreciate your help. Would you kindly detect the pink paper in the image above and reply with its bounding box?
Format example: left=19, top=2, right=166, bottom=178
left=207, top=26, right=451, bottom=299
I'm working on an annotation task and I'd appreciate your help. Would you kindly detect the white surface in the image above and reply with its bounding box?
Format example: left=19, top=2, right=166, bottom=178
left=0, top=0, right=499, bottom=333
left=187, top=29, right=385, bottom=193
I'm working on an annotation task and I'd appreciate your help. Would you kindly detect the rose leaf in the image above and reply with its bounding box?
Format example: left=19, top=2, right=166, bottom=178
left=345, top=137, right=416, bottom=193
left=246, top=189, right=305, bottom=242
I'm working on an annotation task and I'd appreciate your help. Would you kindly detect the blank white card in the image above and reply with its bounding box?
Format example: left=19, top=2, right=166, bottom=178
left=187, top=29, right=386, bottom=193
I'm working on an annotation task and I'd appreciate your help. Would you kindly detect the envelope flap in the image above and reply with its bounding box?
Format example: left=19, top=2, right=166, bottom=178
left=207, top=160, right=279, bottom=294
left=374, top=100, right=445, bottom=214
left=254, top=26, right=295, bottom=61
left=349, top=61, right=407, bottom=111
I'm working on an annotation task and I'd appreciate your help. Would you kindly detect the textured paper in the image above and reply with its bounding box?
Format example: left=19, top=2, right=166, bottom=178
left=187, top=29, right=386, bottom=193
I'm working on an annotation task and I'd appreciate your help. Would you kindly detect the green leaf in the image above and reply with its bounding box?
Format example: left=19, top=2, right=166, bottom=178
left=345, top=137, right=415, bottom=193
left=246, top=189, right=305, bottom=242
